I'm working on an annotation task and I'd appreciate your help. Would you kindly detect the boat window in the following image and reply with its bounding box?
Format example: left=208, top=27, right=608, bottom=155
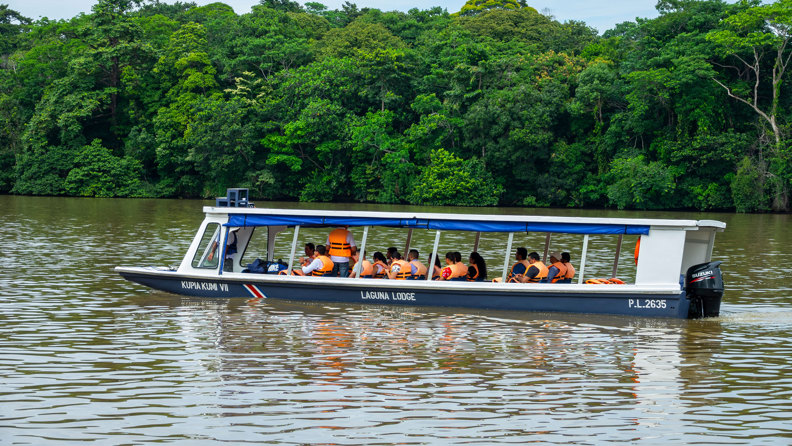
left=192, top=223, right=221, bottom=269
left=241, top=228, right=267, bottom=265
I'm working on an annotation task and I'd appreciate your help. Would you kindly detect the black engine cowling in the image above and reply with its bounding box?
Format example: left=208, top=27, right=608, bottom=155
left=685, top=261, right=724, bottom=318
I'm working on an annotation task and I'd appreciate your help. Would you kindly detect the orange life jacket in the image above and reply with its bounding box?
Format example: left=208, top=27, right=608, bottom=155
left=373, top=260, right=388, bottom=278
left=449, top=262, right=468, bottom=279
left=328, top=228, right=352, bottom=257
left=409, top=259, right=427, bottom=278
left=311, top=255, right=334, bottom=276
left=527, top=261, right=549, bottom=283
left=508, top=260, right=531, bottom=279
left=634, top=237, right=640, bottom=265
left=390, top=259, right=411, bottom=280
left=549, top=261, right=567, bottom=283
left=563, top=262, right=575, bottom=280
left=359, top=259, right=374, bottom=277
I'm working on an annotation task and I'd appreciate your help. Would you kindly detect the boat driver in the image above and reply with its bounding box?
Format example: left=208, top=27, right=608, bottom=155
left=207, top=227, right=239, bottom=271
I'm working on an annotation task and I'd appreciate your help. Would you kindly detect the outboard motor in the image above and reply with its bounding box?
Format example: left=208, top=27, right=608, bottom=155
left=685, top=261, right=724, bottom=318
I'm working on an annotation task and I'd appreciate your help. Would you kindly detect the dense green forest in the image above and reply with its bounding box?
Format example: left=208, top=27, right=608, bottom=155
left=0, top=0, right=790, bottom=211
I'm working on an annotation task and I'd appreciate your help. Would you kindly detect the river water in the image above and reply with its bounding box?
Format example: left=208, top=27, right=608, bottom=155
left=1, top=195, right=791, bottom=444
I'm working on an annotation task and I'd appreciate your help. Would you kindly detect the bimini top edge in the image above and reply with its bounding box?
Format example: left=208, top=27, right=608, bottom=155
left=203, top=206, right=726, bottom=235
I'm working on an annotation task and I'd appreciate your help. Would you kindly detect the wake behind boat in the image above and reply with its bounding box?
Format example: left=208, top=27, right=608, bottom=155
left=116, top=189, right=726, bottom=318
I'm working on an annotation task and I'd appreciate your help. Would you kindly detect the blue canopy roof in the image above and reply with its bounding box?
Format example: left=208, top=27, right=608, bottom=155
left=226, top=214, right=649, bottom=235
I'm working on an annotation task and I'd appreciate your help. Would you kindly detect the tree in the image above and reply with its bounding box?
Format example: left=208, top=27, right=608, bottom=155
left=707, top=0, right=791, bottom=146
left=707, top=0, right=792, bottom=210
left=606, top=155, right=682, bottom=209
left=457, top=0, right=527, bottom=17
left=409, top=148, right=502, bottom=206
left=0, top=4, right=30, bottom=56
left=65, top=138, right=143, bottom=197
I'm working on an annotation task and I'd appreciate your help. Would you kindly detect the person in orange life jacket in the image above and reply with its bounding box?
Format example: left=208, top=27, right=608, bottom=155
left=386, top=247, right=398, bottom=265
left=515, top=251, right=549, bottom=283
left=467, top=251, right=487, bottom=281
left=406, top=249, right=428, bottom=280
left=438, top=252, right=468, bottom=281
left=493, top=247, right=528, bottom=283
left=292, top=244, right=334, bottom=276
left=450, top=251, right=468, bottom=281
left=371, top=252, right=389, bottom=278
left=299, top=242, right=316, bottom=267
left=349, top=253, right=375, bottom=278
left=560, top=252, right=575, bottom=283
left=430, top=254, right=442, bottom=280
left=543, top=252, right=568, bottom=283
left=326, top=226, right=356, bottom=277
left=387, top=252, right=412, bottom=280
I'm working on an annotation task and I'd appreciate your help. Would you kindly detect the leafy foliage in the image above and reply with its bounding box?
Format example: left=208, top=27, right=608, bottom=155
left=410, top=148, right=502, bottom=206
left=1, top=0, right=791, bottom=213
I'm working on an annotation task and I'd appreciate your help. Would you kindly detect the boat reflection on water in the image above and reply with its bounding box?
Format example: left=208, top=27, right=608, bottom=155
left=114, top=289, right=792, bottom=441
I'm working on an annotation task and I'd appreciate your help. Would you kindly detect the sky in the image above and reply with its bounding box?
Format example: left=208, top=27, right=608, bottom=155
left=6, top=0, right=660, bottom=33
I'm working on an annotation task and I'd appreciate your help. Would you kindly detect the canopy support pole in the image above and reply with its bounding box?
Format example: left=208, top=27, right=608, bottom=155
left=473, top=232, right=481, bottom=253
left=543, top=233, right=551, bottom=263
left=611, top=234, right=623, bottom=278
left=427, top=230, right=441, bottom=281
left=218, top=227, right=229, bottom=275
left=287, top=225, right=300, bottom=274
left=501, top=232, right=515, bottom=283
left=404, top=228, right=413, bottom=257
left=578, top=234, right=589, bottom=284
left=355, top=226, right=369, bottom=279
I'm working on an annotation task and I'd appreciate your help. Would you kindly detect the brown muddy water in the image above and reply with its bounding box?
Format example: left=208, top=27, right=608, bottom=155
left=1, top=195, right=790, bottom=444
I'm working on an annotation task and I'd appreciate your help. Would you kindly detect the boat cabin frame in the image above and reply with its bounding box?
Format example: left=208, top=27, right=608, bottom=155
left=117, top=206, right=725, bottom=318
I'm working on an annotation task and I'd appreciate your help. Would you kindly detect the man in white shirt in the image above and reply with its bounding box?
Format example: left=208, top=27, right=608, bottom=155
left=293, top=245, right=333, bottom=276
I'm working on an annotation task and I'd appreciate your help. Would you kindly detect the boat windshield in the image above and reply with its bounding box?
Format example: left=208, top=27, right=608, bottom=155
left=192, top=223, right=221, bottom=269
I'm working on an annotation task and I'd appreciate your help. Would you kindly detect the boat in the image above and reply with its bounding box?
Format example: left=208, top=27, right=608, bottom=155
left=115, top=189, right=726, bottom=318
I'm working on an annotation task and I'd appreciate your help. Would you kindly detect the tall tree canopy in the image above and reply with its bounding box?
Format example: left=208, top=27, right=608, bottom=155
left=1, top=0, right=791, bottom=212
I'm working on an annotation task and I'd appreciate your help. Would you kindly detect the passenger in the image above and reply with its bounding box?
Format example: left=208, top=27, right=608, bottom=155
left=544, top=252, right=568, bottom=283
left=292, top=244, right=334, bottom=276
left=349, top=254, right=374, bottom=278
left=299, top=242, right=316, bottom=267
left=517, top=251, right=549, bottom=283
left=372, top=252, right=389, bottom=278
left=439, top=252, right=468, bottom=281
left=327, top=226, right=356, bottom=278
left=407, top=249, right=427, bottom=280
left=467, top=252, right=487, bottom=282
left=494, top=247, right=528, bottom=283
left=452, top=253, right=468, bottom=280
left=387, top=252, right=412, bottom=280
left=430, top=254, right=442, bottom=280
left=386, top=247, right=398, bottom=265
left=560, top=252, right=575, bottom=283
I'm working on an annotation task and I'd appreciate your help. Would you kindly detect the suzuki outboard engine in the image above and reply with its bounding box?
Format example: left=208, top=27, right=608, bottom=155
left=685, top=261, right=724, bottom=318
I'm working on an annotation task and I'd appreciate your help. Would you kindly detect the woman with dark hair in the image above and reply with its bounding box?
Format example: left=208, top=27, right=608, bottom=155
left=372, top=252, right=389, bottom=279
left=430, top=254, right=442, bottom=280
left=467, top=252, right=487, bottom=282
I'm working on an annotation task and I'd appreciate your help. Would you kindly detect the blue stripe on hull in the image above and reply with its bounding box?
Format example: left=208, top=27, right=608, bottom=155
left=120, top=271, right=691, bottom=318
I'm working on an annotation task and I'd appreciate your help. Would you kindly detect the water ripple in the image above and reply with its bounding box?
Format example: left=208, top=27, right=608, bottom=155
left=2, top=197, right=792, bottom=444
